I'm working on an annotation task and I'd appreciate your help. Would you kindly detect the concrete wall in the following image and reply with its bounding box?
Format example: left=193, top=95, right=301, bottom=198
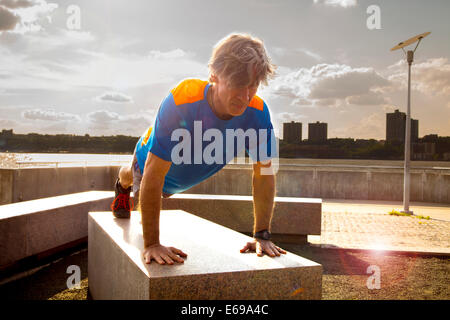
left=185, top=166, right=450, bottom=204
left=1, top=164, right=449, bottom=204
left=0, top=169, right=13, bottom=205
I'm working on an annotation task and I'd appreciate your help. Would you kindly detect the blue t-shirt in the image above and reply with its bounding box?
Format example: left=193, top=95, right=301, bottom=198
left=135, top=79, right=276, bottom=195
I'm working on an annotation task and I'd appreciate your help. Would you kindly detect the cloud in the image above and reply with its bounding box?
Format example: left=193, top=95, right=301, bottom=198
left=86, top=109, right=155, bottom=134
left=314, top=98, right=338, bottom=106
left=382, top=104, right=398, bottom=113
left=0, top=118, right=18, bottom=127
left=1, top=0, right=58, bottom=34
left=148, top=49, right=187, bottom=60
left=313, top=0, right=357, bottom=8
left=0, top=5, right=20, bottom=31
left=0, top=0, right=35, bottom=9
left=22, top=108, right=81, bottom=121
left=267, top=63, right=390, bottom=106
left=119, top=112, right=156, bottom=133
left=272, top=47, right=322, bottom=64
left=388, top=58, right=450, bottom=96
left=87, top=110, right=120, bottom=124
left=96, top=91, right=133, bottom=103
left=66, top=49, right=206, bottom=89
left=298, top=49, right=322, bottom=61
left=276, top=112, right=307, bottom=123
left=62, top=30, right=94, bottom=42
left=308, top=64, right=389, bottom=99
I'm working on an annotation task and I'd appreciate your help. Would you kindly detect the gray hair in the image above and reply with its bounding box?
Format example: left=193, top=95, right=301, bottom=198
left=208, top=33, right=276, bottom=87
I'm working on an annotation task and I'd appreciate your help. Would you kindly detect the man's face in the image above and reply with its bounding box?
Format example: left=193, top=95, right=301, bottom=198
left=214, top=75, right=259, bottom=117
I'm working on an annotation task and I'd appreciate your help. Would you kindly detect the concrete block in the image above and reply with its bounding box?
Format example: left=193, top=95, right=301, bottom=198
left=162, top=194, right=321, bottom=243
left=0, top=191, right=114, bottom=269
left=88, top=210, right=322, bottom=300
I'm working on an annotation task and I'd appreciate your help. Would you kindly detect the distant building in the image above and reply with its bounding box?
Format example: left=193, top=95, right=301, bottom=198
left=412, top=142, right=436, bottom=160
left=0, top=129, right=13, bottom=148
left=308, top=121, right=327, bottom=143
left=283, top=121, right=302, bottom=143
left=386, top=109, right=418, bottom=143
left=1, top=129, right=13, bottom=138
left=422, top=134, right=439, bottom=142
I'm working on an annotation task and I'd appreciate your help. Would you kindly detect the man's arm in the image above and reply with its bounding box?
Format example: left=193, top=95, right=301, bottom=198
left=140, top=151, right=187, bottom=264
left=252, top=160, right=275, bottom=233
left=240, top=160, right=286, bottom=257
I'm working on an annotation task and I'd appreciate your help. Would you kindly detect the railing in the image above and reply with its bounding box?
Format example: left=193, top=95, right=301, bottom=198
left=1, top=153, right=449, bottom=171
left=10, top=161, right=450, bottom=171
left=14, top=160, right=131, bottom=168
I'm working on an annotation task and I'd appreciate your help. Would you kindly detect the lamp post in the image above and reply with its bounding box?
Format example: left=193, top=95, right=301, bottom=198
left=390, top=32, right=430, bottom=215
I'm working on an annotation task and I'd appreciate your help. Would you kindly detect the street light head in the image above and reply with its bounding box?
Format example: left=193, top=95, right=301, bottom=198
left=390, top=31, right=431, bottom=51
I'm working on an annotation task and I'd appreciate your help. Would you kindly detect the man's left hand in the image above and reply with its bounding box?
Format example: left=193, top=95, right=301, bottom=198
left=240, top=239, right=286, bottom=257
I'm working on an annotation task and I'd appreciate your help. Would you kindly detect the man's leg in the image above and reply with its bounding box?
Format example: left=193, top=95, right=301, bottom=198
left=118, top=149, right=173, bottom=215
left=131, top=153, right=143, bottom=212
left=111, top=157, right=135, bottom=219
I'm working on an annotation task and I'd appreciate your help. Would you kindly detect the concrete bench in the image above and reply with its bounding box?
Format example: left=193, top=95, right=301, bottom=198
left=0, top=191, right=114, bottom=271
left=88, top=210, right=322, bottom=300
left=162, top=194, right=322, bottom=244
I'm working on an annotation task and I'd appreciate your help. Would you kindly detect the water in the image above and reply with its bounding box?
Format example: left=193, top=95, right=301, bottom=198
left=0, top=153, right=132, bottom=168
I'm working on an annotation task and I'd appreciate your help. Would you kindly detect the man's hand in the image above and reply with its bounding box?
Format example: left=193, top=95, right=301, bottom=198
left=240, top=239, right=286, bottom=257
left=143, top=244, right=187, bottom=265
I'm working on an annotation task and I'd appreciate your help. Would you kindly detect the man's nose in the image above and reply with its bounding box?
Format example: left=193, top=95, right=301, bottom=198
left=237, top=87, right=250, bottom=101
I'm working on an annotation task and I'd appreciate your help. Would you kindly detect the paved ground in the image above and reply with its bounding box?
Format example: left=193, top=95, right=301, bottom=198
left=308, top=199, right=450, bottom=254
left=323, top=199, right=450, bottom=222
left=0, top=198, right=448, bottom=300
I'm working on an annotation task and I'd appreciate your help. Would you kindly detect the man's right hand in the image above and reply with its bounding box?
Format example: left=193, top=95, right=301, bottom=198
left=143, top=244, right=187, bottom=265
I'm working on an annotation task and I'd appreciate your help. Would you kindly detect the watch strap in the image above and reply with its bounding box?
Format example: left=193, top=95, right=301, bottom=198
left=253, top=229, right=271, bottom=240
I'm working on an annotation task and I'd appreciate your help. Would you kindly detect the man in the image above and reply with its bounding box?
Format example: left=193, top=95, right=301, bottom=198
left=111, top=33, right=286, bottom=265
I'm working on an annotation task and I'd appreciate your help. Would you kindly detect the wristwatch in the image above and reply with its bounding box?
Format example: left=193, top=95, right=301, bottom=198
left=253, top=229, right=271, bottom=241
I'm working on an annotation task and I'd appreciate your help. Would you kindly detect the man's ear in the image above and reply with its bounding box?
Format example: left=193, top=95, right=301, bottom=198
left=210, top=73, right=218, bottom=83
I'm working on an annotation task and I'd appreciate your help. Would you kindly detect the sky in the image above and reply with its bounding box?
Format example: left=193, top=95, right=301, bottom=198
left=0, top=0, right=449, bottom=140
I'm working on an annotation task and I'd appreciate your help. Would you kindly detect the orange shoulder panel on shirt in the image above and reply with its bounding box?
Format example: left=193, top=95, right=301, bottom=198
left=170, top=79, right=208, bottom=106
left=141, top=126, right=153, bottom=147
left=248, top=95, right=264, bottom=111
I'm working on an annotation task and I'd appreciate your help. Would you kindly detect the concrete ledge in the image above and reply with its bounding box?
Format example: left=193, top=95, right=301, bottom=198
left=0, top=191, right=114, bottom=270
left=162, top=194, right=322, bottom=243
left=88, top=210, right=323, bottom=300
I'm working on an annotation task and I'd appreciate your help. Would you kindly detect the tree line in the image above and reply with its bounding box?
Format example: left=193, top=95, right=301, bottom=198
left=0, top=132, right=138, bottom=154
left=0, top=131, right=449, bottom=160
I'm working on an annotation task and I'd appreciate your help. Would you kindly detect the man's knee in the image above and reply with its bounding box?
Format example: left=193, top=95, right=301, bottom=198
left=119, top=164, right=132, bottom=176
left=119, top=165, right=133, bottom=186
